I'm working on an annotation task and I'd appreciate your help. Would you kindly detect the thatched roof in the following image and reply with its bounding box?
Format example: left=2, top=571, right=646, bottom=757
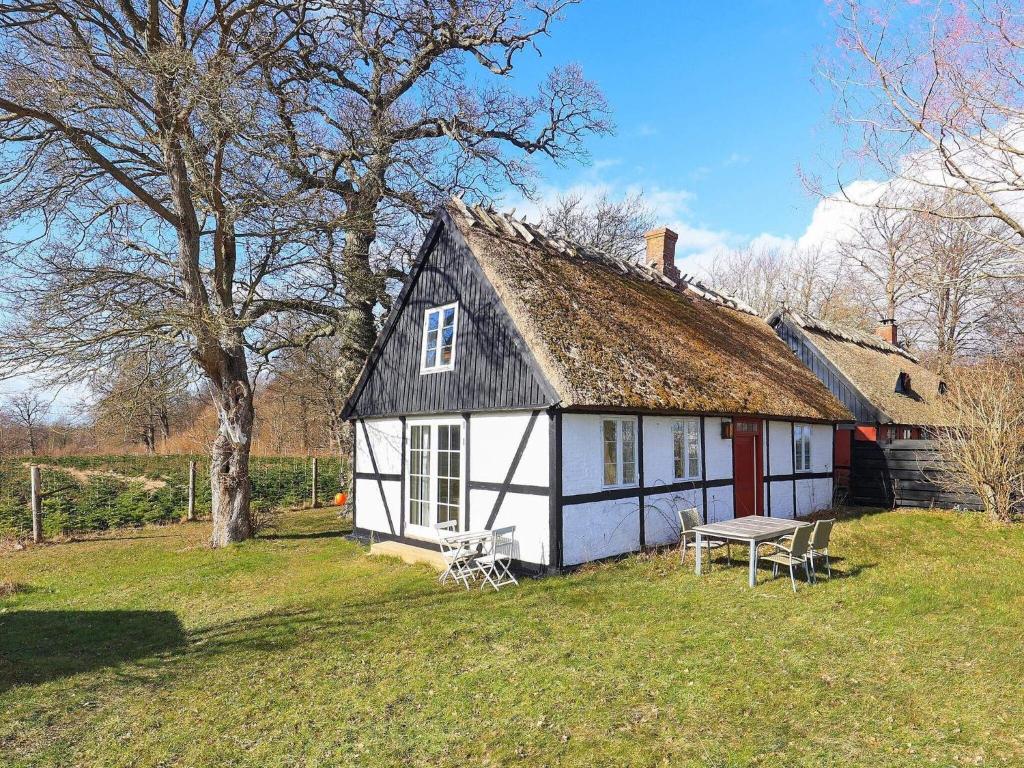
left=770, top=308, right=946, bottom=426
left=449, top=201, right=852, bottom=422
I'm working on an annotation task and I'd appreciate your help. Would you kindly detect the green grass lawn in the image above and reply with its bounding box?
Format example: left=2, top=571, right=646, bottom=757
left=2, top=508, right=1023, bottom=767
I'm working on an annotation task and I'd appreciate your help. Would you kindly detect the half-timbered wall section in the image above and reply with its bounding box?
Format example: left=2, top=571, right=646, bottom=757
left=353, top=410, right=553, bottom=572
left=558, top=414, right=834, bottom=568
left=345, top=221, right=555, bottom=419
left=773, top=319, right=879, bottom=424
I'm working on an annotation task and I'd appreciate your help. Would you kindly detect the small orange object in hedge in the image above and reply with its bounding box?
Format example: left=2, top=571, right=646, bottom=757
left=334, top=492, right=348, bottom=507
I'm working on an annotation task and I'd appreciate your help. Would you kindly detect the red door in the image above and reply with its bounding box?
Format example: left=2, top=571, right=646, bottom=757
left=732, top=418, right=763, bottom=517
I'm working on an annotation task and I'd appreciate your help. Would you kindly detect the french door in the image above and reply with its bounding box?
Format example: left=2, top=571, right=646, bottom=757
left=407, top=420, right=463, bottom=532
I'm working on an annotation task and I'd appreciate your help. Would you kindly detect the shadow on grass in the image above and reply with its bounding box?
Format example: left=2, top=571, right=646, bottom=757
left=0, top=610, right=185, bottom=692
left=262, top=529, right=350, bottom=541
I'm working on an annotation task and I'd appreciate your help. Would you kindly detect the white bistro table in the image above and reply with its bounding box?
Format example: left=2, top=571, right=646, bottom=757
left=693, top=516, right=810, bottom=587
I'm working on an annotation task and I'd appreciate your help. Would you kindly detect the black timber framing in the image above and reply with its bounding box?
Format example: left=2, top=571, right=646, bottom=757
left=765, top=419, right=772, bottom=516
left=562, top=477, right=733, bottom=506
left=484, top=410, right=541, bottom=530
left=399, top=416, right=407, bottom=538
left=463, top=412, right=471, bottom=531
left=700, top=416, right=709, bottom=523
left=549, top=409, right=563, bottom=573
left=790, top=421, right=797, bottom=515
left=637, top=414, right=646, bottom=549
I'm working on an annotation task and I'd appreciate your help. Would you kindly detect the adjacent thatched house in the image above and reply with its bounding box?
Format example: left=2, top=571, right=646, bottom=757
left=768, top=308, right=947, bottom=492
left=343, top=202, right=853, bottom=573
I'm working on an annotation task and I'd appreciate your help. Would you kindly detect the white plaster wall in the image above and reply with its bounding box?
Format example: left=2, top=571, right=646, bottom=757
left=796, top=478, right=833, bottom=517
left=767, top=421, right=794, bottom=475
left=768, top=481, right=796, bottom=518
left=810, top=424, right=834, bottom=474
left=470, top=411, right=548, bottom=486
left=644, top=487, right=703, bottom=547
left=705, top=484, right=734, bottom=523
left=562, top=497, right=640, bottom=566
left=471, top=488, right=550, bottom=565
left=642, top=416, right=677, bottom=486
left=561, top=413, right=613, bottom=496
left=704, top=418, right=733, bottom=481
left=354, top=477, right=401, bottom=534
left=356, top=418, right=404, bottom=476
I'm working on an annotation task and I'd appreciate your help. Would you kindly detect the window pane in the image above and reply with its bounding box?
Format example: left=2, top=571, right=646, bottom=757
left=427, top=310, right=439, bottom=331
left=687, top=421, right=700, bottom=478
left=621, top=421, right=636, bottom=484
left=603, top=419, right=618, bottom=485
left=443, top=306, right=455, bottom=327
left=440, top=342, right=452, bottom=365
left=673, top=422, right=683, bottom=477
left=425, top=346, right=437, bottom=368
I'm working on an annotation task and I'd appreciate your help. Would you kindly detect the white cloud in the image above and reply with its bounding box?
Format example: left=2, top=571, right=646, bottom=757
left=796, top=179, right=886, bottom=253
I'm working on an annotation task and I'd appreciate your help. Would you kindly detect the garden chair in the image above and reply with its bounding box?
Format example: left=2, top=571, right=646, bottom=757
left=435, top=520, right=473, bottom=590
left=760, top=524, right=812, bottom=593
left=677, top=507, right=730, bottom=569
left=776, top=518, right=835, bottom=583
left=475, top=526, right=519, bottom=591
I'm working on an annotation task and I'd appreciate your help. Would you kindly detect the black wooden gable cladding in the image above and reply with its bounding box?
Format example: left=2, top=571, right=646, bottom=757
left=345, top=215, right=557, bottom=419
left=773, top=319, right=879, bottom=424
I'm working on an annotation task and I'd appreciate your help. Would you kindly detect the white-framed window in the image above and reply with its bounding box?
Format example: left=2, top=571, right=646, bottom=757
left=672, top=418, right=701, bottom=480
left=794, top=424, right=812, bottom=472
left=420, top=302, right=459, bottom=373
left=602, top=417, right=637, bottom=487
left=406, top=419, right=462, bottom=530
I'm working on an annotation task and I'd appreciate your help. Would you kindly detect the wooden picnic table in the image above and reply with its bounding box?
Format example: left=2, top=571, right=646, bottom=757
left=693, top=516, right=810, bottom=587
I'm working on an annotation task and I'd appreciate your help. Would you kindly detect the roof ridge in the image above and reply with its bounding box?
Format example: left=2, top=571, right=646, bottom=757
left=777, top=306, right=920, bottom=363
left=449, top=196, right=757, bottom=316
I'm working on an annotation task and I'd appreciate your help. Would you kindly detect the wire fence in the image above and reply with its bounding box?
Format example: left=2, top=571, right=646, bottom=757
left=0, top=454, right=348, bottom=540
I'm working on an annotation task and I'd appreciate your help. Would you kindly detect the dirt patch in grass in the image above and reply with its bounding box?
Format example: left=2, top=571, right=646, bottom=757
left=24, top=462, right=167, bottom=492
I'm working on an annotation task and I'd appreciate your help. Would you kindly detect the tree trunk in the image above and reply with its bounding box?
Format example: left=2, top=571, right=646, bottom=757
left=208, top=351, right=255, bottom=547
left=337, top=227, right=380, bottom=400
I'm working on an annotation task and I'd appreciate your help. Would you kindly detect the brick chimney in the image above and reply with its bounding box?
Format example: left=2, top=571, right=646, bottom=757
left=875, top=318, right=898, bottom=346
left=644, top=227, right=680, bottom=280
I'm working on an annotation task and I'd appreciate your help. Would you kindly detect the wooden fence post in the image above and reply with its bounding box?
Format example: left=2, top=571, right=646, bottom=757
left=187, top=460, right=196, bottom=521
left=30, top=464, right=42, bottom=544
left=311, top=457, right=319, bottom=508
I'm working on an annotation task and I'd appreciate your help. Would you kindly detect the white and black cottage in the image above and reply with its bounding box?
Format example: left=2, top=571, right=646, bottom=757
left=343, top=200, right=854, bottom=574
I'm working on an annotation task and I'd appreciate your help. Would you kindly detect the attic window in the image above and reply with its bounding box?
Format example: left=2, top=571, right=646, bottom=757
left=895, top=371, right=912, bottom=394
left=420, top=302, right=459, bottom=373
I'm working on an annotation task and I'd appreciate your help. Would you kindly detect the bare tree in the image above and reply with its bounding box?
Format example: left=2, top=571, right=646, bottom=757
left=936, top=361, right=1024, bottom=523
left=5, top=392, right=50, bottom=457
left=836, top=193, right=922, bottom=328
left=90, top=347, right=193, bottom=454
left=706, top=241, right=871, bottom=325
left=539, top=190, right=655, bottom=262
left=262, top=0, right=612, bottom=405
left=820, top=0, right=1024, bottom=277
left=914, top=195, right=1008, bottom=370
left=0, top=2, right=340, bottom=545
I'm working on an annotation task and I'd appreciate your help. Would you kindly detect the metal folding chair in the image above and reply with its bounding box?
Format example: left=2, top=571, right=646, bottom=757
left=475, top=526, right=519, bottom=591
left=436, top=520, right=473, bottom=589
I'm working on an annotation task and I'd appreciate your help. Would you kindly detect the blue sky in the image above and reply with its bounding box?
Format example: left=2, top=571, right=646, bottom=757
left=504, top=0, right=848, bottom=269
